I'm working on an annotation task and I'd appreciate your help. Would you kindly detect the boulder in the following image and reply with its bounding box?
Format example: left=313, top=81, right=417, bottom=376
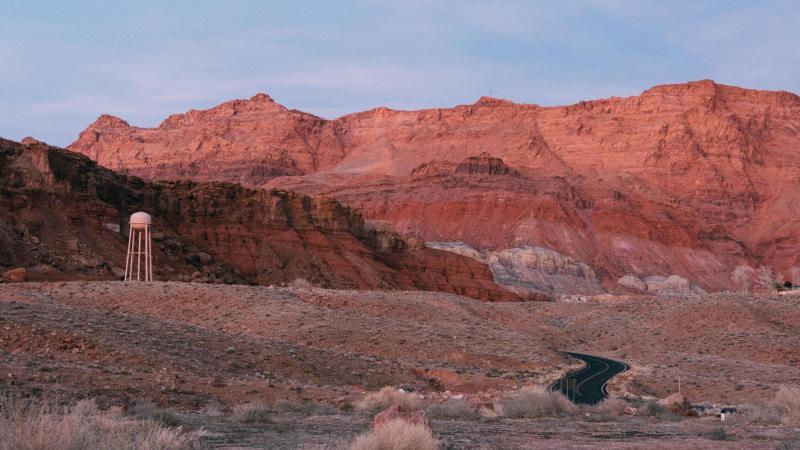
left=372, top=405, right=432, bottom=431
left=618, top=274, right=647, bottom=292
left=645, top=275, right=707, bottom=296
left=187, top=252, right=213, bottom=265
left=2, top=267, right=27, bottom=282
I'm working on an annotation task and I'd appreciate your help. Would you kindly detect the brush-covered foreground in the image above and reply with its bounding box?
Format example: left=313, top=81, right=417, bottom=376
left=1, top=281, right=799, bottom=448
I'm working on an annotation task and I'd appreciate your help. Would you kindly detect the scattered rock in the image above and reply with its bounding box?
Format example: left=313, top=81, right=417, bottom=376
left=2, top=267, right=27, bottom=282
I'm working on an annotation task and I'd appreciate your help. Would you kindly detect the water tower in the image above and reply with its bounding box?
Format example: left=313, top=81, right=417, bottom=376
left=124, top=212, right=154, bottom=281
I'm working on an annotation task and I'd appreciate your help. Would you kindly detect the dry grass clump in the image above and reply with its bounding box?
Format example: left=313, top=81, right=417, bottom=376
left=355, top=387, right=421, bottom=413
left=348, top=419, right=439, bottom=450
left=639, top=400, right=679, bottom=420
left=742, top=402, right=784, bottom=425
left=775, top=386, right=800, bottom=426
left=744, top=386, right=800, bottom=425
left=594, top=397, right=628, bottom=416
left=232, top=401, right=271, bottom=424
left=0, top=396, right=204, bottom=450
left=127, top=400, right=183, bottom=427
left=497, top=386, right=577, bottom=418
left=427, top=398, right=478, bottom=419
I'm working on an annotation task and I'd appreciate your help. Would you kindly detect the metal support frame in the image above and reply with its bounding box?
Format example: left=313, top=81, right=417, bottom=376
left=124, top=223, right=153, bottom=281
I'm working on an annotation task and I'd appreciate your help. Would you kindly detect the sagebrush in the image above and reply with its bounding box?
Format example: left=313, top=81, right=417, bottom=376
left=0, top=396, right=204, bottom=450
left=348, top=418, right=438, bottom=450
left=498, top=386, right=577, bottom=418
left=355, top=387, right=421, bottom=412
left=427, top=398, right=477, bottom=419
left=232, top=401, right=271, bottom=424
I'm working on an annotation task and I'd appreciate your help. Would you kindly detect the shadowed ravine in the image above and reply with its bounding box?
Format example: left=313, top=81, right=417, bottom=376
left=550, top=352, right=629, bottom=405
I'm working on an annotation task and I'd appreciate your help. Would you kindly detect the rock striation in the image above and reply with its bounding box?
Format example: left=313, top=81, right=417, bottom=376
left=427, top=242, right=603, bottom=296
left=617, top=273, right=706, bottom=297
left=69, top=81, right=800, bottom=292
left=0, top=138, right=532, bottom=301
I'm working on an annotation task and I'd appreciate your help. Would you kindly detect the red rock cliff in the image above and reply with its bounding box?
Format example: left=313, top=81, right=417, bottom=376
left=68, top=81, right=800, bottom=291
left=1, top=138, right=530, bottom=301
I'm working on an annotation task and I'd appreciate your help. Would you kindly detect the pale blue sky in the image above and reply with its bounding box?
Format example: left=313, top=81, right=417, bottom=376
left=1, top=0, right=798, bottom=146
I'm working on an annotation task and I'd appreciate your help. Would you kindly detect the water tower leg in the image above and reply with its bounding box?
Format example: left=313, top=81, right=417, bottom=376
left=124, top=224, right=133, bottom=281
left=149, top=227, right=154, bottom=281
left=146, top=225, right=152, bottom=282
left=137, top=229, right=142, bottom=281
left=143, top=226, right=147, bottom=282
left=144, top=226, right=149, bottom=281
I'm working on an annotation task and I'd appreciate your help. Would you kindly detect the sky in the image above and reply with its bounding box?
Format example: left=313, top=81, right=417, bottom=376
left=1, top=0, right=798, bottom=146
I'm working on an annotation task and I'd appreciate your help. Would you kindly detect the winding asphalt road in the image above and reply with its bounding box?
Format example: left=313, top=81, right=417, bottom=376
left=549, top=352, right=629, bottom=405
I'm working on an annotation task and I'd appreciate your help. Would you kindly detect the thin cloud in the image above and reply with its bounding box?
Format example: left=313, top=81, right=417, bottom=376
left=1, top=1, right=798, bottom=146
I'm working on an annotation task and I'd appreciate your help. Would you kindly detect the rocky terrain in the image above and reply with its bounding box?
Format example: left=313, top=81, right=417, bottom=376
left=0, top=138, right=530, bottom=301
left=1, top=282, right=799, bottom=448
left=69, top=80, right=800, bottom=295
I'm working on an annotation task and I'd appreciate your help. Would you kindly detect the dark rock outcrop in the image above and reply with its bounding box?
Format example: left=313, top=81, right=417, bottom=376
left=0, top=138, right=534, bottom=301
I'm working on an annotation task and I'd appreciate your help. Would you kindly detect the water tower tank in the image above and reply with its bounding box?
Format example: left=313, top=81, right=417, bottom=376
left=130, top=212, right=152, bottom=230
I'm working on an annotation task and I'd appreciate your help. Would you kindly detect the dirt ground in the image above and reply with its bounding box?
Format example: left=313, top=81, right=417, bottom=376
left=1, top=282, right=799, bottom=448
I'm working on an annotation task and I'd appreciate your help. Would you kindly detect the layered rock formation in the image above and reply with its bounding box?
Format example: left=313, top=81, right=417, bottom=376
left=617, top=274, right=707, bottom=297
left=69, top=81, right=800, bottom=292
left=426, top=242, right=602, bottom=296
left=0, top=138, right=531, bottom=301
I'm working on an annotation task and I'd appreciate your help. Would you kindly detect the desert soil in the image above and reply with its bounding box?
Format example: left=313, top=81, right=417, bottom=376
left=1, top=282, right=799, bottom=448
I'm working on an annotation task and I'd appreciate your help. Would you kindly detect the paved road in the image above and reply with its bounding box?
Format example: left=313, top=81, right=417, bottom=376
left=550, top=352, right=629, bottom=405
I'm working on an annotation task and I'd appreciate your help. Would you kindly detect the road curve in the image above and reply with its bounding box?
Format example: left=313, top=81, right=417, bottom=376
left=549, top=352, right=629, bottom=405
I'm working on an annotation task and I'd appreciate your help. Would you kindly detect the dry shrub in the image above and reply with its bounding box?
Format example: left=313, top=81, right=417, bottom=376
left=594, top=397, right=628, bottom=416
left=498, top=386, right=577, bottom=418
left=639, top=400, right=679, bottom=420
left=775, top=386, right=800, bottom=426
left=0, top=396, right=203, bottom=450
left=127, top=400, right=183, bottom=427
left=745, top=386, right=800, bottom=426
left=232, top=401, right=271, bottom=424
left=742, top=402, right=784, bottom=425
left=355, top=387, right=420, bottom=413
left=427, top=398, right=478, bottom=420
left=348, top=419, right=439, bottom=450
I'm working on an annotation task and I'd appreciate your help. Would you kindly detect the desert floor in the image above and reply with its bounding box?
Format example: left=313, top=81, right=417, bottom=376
left=1, top=282, right=799, bottom=448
